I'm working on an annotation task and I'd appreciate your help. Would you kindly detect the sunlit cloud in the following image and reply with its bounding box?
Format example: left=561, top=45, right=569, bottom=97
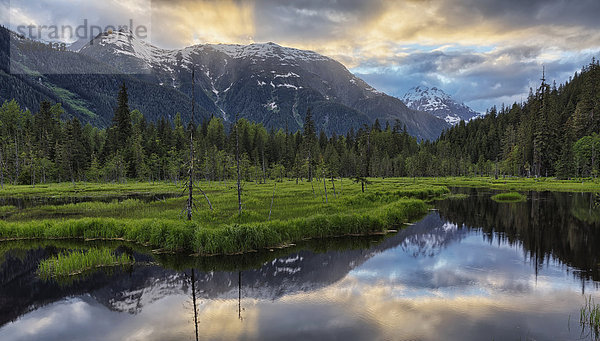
left=3, top=0, right=599, bottom=112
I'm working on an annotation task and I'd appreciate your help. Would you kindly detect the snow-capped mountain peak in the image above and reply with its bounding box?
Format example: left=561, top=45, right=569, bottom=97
left=205, top=42, right=330, bottom=63
left=402, top=86, right=481, bottom=125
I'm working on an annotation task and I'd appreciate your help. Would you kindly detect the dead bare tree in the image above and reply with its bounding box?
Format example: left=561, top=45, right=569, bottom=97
left=322, top=171, right=328, bottom=204
left=235, top=114, right=242, bottom=214
left=185, top=69, right=196, bottom=220
left=268, top=182, right=276, bottom=220
left=185, top=67, right=212, bottom=220
left=331, top=176, right=337, bottom=198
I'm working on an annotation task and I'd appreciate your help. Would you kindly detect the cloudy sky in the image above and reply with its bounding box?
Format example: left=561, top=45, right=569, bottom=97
left=3, top=0, right=600, bottom=112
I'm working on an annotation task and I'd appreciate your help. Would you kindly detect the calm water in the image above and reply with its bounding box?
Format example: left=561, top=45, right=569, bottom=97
left=1, top=189, right=600, bottom=340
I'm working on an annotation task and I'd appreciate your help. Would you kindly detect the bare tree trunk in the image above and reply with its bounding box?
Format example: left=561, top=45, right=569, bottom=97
left=331, top=176, right=336, bottom=198
left=262, top=150, right=266, bottom=184
left=592, top=141, right=596, bottom=178
left=14, top=135, right=19, bottom=185
left=187, top=68, right=196, bottom=220
left=197, top=184, right=213, bottom=211
left=268, top=182, right=276, bottom=220
left=31, top=156, right=35, bottom=188
left=236, top=116, right=242, bottom=214
left=308, top=149, right=312, bottom=182
left=323, top=175, right=328, bottom=204
left=311, top=180, right=316, bottom=198
left=0, top=149, right=4, bottom=189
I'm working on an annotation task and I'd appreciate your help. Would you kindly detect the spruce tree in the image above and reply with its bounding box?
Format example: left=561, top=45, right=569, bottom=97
left=113, top=83, right=132, bottom=150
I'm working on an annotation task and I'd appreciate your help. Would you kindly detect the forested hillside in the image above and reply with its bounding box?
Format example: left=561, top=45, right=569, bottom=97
left=0, top=61, right=598, bottom=185
left=430, top=60, right=600, bottom=178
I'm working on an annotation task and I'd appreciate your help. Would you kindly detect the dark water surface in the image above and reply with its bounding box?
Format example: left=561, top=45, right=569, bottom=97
left=1, top=189, right=600, bottom=340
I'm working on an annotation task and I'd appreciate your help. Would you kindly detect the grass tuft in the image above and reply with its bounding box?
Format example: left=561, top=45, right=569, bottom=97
left=491, top=192, right=527, bottom=202
left=580, top=295, right=600, bottom=340
left=38, top=248, right=133, bottom=278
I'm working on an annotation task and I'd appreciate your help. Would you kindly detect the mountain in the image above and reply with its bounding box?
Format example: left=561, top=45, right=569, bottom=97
left=402, top=86, right=481, bottom=125
left=1, top=27, right=449, bottom=139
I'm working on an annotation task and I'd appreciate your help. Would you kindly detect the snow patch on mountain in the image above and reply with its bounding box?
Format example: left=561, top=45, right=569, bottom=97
left=402, top=86, right=481, bottom=125
left=207, top=42, right=330, bottom=63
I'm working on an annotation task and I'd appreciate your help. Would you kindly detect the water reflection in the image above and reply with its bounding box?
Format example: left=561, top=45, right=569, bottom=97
left=0, top=190, right=599, bottom=340
left=437, top=189, right=600, bottom=283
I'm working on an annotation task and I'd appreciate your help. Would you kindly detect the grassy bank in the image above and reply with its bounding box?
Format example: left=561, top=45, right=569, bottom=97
left=0, top=179, right=448, bottom=255
left=0, top=198, right=428, bottom=255
left=403, top=176, right=600, bottom=192
left=0, top=181, right=180, bottom=198
left=38, top=248, right=133, bottom=278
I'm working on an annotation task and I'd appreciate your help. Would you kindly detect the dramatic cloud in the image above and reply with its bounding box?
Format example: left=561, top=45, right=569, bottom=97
left=3, top=0, right=600, bottom=112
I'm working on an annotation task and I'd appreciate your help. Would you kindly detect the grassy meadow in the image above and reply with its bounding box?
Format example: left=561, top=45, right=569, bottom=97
left=407, top=176, right=600, bottom=192
left=0, top=178, right=449, bottom=255
left=1, top=176, right=598, bottom=257
left=38, top=247, right=134, bottom=278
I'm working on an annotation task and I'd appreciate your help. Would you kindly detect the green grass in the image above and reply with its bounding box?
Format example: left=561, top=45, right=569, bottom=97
left=5, top=176, right=598, bottom=255
left=37, top=247, right=133, bottom=278
left=0, top=179, right=447, bottom=255
left=580, top=295, right=600, bottom=340
left=405, top=176, right=600, bottom=192
left=0, top=181, right=180, bottom=198
left=0, top=198, right=428, bottom=255
left=438, top=193, right=470, bottom=200
left=491, top=192, right=527, bottom=202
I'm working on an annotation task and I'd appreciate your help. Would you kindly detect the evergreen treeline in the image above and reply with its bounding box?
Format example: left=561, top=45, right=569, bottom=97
left=0, top=61, right=598, bottom=186
left=0, top=83, right=419, bottom=186
left=431, top=59, right=600, bottom=178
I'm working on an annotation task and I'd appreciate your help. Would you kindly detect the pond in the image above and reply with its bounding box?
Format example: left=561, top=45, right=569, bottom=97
left=1, top=189, right=599, bottom=340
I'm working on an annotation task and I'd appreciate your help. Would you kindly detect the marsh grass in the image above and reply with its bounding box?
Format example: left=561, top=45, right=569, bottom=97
left=491, top=192, right=527, bottom=202
left=0, top=181, right=180, bottom=198
left=439, top=193, right=470, bottom=200
left=0, top=179, right=448, bottom=255
left=38, top=248, right=133, bottom=278
left=407, top=176, right=600, bottom=192
left=580, top=295, right=600, bottom=340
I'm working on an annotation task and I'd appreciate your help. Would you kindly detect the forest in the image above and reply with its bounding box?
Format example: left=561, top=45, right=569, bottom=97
left=0, top=60, right=599, bottom=186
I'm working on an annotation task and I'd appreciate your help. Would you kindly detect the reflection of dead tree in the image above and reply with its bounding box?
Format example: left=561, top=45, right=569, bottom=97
left=191, top=269, right=199, bottom=341
left=238, top=271, right=244, bottom=321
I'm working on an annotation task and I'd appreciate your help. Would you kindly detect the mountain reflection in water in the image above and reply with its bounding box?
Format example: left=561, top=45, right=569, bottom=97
left=1, top=190, right=599, bottom=340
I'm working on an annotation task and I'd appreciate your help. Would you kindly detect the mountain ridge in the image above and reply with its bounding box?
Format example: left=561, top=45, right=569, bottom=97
left=1, top=27, right=449, bottom=139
